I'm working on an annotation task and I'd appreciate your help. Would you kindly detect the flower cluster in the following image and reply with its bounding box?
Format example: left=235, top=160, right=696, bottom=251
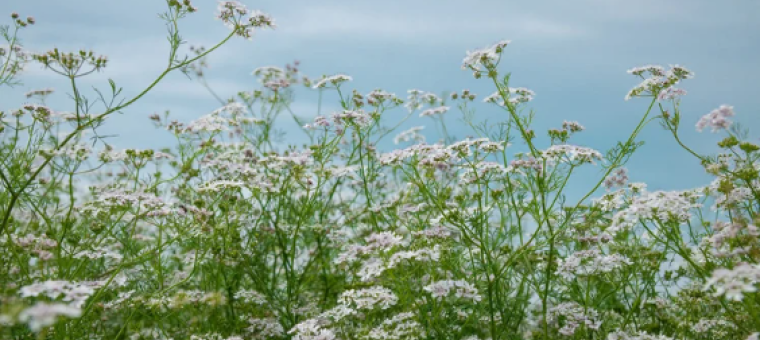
left=216, top=1, right=275, bottom=39
left=704, top=263, right=760, bottom=301
left=1, top=13, right=758, bottom=340
left=625, top=64, right=694, bottom=101
left=423, top=280, right=482, bottom=302
left=462, top=40, right=511, bottom=74
left=696, top=105, right=735, bottom=133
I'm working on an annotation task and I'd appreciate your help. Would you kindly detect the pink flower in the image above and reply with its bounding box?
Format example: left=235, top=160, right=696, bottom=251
left=696, top=105, right=735, bottom=133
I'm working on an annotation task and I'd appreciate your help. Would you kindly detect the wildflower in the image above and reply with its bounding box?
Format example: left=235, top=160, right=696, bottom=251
left=548, top=302, right=602, bottom=336
left=483, top=87, right=535, bottom=106
left=657, top=87, right=687, bottom=101
left=365, top=312, right=424, bottom=340
left=510, top=156, right=543, bottom=174
left=252, top=66, right=284, bottom=81
left=625, top=64, right=693, bottom=100
left=563, top=120, right=585, bottom=132
left=387, top=245, right=441, bottom=269
left=696, top=105, right=735, bottom=133
left=419, top=106, right=449, bottom=118
left=462, top=39, right=511, bottom=72
left=690, top=318, right=735, bottom=334
left=366, top=89, right=398, bottom=105
left=704, top=263, right=760, bottom=301
left=216, top=2, right=274, bottom=39
left=312, top=74, right=352, bottom=89
left=608, top=189, right=702, bottom=234
left=607, top=330, right=676, bottom=340
left=289, top=319, right=336, bottom=340
left=627, top=65, right=666, bottom=77
left=184, top=114, right=230, bottom=133
left=556, top=249, right=632, bottom=280
left=18, top=302, right=82, bottom=332
left=308, top=115, right=331, bottom=129
left=338, top=286, right=398, bottom=310
left=212, top=102, right=248, bottom=117
left=404, top=89, right=441, bottom=112
left=24, top=87, right=54, bottom=98
left=89, top=190, right=168, bottom=211
left=423, top=280, right=481, bottom=302
left=604, top=167, right=629, bottom=190
left=460, top=161, right=513, bottom=183
left=72, top=245, right=123, bottom=262
left=379, top=144, right=458, bottom=168
left=197, top=180, right=245, bottom=193
left=412, top=225, right=453, bottom=239
left=707, top=220, right=760, bottom=258
left=331, top=110, right=371, bottom=127
left=246, top=318, right=285, bottom=339
left=543, top=144, right=603, bottom=165
left=365, top=231, right=404, bottom=250
left=393, top=126, right=426, bottom=145
left=234, top=290, right=267, bottom=304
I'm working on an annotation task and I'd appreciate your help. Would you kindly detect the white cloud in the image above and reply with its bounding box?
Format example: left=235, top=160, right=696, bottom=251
left=275, top=4, right=589, bottom=43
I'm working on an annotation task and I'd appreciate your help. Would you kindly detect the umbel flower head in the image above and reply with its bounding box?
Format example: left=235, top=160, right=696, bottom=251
left=462, top=40, right=511, bottom=75
left=216, top=1, right=275, bottom=40
left=32, top=48, right=108, bottom=75
left=624, top=64, right=694, bottom=101
left=312, top=74, right=352, bottom=89
left=704, top=262, right=760, bottom=301
left=696, top=105, right=735, bottom=133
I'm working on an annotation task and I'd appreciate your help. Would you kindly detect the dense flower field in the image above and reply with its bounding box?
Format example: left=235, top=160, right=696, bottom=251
left=1, top=1, right=759, bottom=339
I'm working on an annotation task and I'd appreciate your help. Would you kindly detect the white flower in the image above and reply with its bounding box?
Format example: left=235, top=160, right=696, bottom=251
left=234, top=290, right=267, bottom=304
left=289, top=319, right=336, bottom=340
left=627, top=65, right=666, bottom=77
left=20, top=280, right=98, bottom=308
left=657, top=87, right=687, bottom=101
left=365, top=231, right=404, bottom=250
left=338, top=286, right=398, bottom=310
left=556, top=249, right=632, bottom=280
left=608, top=189, right=702, bottom=234
left=696, top=105, right=735, bottom=133
left=423, top=280, right=481, bottom=302
left=184, top=114, right=230, bottom=133
left=548, top=302, right=602, bottom=336
left=462, top=40, right=511, bottom=71
left=405, top=89, right=441, bottom=112
left=331, top=110, right=371, bottom=127
left=312, top=74, right=352, bottom=89
left=419, top=106, right=449, bottom=118
left=216, top=2, right=274, bottom=39
left=246, top=317, right=285, bottom=339
left=197, top=180, right=245, bottom=193
left=18, top=302, right=82, bottom=332
left=624, top=64, right=693, bottom=101
left=393, top=126, right=426, bottom=145
left=483, top=87, right=535, bottom=106
left=212, top=102, right=248, bottom=117
left=543, top=144, right=603, bottom=165
left=704, top=263, right=760, bottom=301
left=365, top=312, right=423, bottom=340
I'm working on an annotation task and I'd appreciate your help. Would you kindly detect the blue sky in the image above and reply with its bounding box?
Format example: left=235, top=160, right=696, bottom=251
left=4, top=0, right=760, bottom=193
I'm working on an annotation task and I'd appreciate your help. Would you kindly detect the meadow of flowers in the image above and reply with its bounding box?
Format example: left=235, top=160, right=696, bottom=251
left=1, top=1, right=759, bottom=339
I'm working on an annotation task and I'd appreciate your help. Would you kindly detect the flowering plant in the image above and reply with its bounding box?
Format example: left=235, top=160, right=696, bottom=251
left=0, top=2, right=758, bottom=340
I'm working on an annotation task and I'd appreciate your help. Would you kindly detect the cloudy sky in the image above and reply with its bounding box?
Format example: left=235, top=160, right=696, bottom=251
left=4, top=0, right=760, bottom=193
